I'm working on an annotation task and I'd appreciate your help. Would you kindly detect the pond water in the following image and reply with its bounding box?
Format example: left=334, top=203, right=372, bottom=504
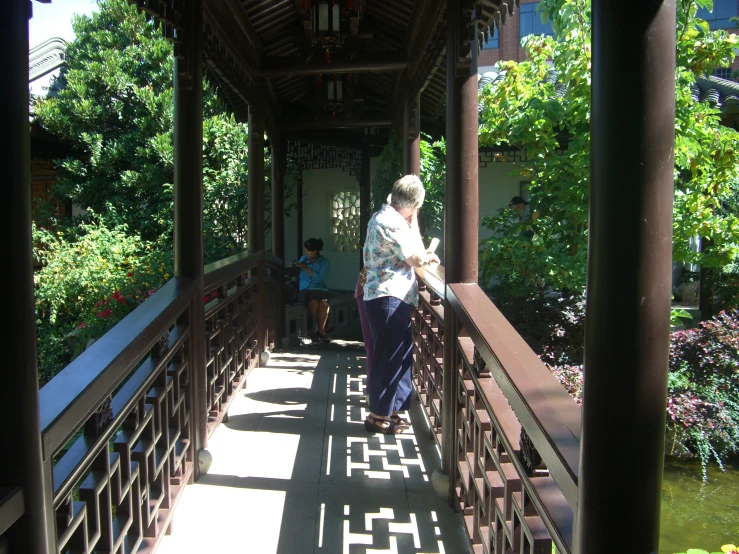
left=659, top=457, right=739, bottom=554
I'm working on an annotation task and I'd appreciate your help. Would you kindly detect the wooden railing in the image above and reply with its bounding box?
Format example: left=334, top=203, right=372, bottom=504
left=35, top=250, right=282, bottom=553
left=413, top=267, right=581, bottom=554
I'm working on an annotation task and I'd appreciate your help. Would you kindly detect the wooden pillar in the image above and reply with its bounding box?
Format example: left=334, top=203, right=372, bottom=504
left=403, top=94, right=421, bottom=176
left=297, top=169, right=304, bottom=260
left=271, top=139, right=286, bottom=261
left=360, top=144, right=371, bottom=268
left=248, top=108, right=267, bottom=349
left=1, top=2, right=51, bottom=551
left=576, top=1, right=675, bottom=551
left=248, top=107, right=265, bottom=254
left=271, top=139, right=286, bottom=345
left=441, top=0, right=479, bottom=496
left=174, top=0, right=207, bottom=461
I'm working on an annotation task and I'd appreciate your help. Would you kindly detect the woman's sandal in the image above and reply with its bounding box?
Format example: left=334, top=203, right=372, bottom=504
left=391, top=414, right=410, bottom=428
left=364, top=414, right=405, bottom=434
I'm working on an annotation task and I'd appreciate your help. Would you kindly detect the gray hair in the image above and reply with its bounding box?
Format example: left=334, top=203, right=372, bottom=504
left=390, top=174, right=425, bottom=210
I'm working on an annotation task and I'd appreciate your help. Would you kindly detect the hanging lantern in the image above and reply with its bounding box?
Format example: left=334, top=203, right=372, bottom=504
left=311, top=0, right=347, bottom=50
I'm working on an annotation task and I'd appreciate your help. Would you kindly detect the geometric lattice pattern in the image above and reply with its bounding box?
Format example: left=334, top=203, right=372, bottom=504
left=412, top=279, right=444, bottom=444
left=53, top=327, right=192, bottom=553
left=411, top=272, right=574, bottom=554
left=331, top=191, right=361, bottom=253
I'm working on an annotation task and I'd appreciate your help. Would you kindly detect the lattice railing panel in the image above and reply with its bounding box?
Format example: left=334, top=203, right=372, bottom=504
left=412, top=278, right=445, bottom=444
left=204, top=276, right=259, bottom=434
left=52, top=324, right=192, bottom=554
left=411, top=272, right=577, bottom=553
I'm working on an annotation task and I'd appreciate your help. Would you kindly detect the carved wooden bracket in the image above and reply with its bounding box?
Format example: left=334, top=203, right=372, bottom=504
left=519, top=427, right=543, bottom=477
left=84, top=397, right=114, bottom=437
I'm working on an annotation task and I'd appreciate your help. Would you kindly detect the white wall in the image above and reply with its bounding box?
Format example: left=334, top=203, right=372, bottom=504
left=419, top=161, right=523, bottom=267
left=478, top=162, right=526, bottom=243
left=282, top=157, right=521, bottom=289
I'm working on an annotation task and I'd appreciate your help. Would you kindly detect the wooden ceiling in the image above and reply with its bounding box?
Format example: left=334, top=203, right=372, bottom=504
left=59, top=0, right=519, bottom=141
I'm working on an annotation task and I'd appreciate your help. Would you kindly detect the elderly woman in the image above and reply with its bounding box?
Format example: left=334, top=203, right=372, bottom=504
left=295, top=237, right=332, bottom=342
left=362, top=175, right=439, bottom=434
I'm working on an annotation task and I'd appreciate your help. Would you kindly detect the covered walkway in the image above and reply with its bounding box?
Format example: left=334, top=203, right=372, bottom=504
left=158, top=348, right=468, bottom=554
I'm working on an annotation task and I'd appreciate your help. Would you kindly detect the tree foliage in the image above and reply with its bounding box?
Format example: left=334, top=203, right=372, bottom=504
left=477, top=0, right=739, bottom=295
left=33, top=0, right=269, bottom=258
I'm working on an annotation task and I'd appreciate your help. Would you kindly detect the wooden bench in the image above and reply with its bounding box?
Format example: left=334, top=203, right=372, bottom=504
left=285, top=291, right=359, bottom=340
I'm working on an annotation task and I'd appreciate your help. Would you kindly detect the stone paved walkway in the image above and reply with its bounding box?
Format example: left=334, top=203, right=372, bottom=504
left=157, top=348, right=469, bottom=554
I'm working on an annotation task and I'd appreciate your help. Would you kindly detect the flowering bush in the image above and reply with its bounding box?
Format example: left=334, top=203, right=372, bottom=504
left=667, top=310, right=739, bottom=476
left=34, top=216, right=172, bottom=385
left=491, top=280, right=739, bottom=479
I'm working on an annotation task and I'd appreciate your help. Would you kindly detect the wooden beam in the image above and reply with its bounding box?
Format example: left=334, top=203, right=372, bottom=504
left=283, top=129, right=387, bottom=148
left=221, top=0, right=262, bottom=61
left=281, top=116, right=392, bottom=130
left=262, top=54, right=407, bottom=77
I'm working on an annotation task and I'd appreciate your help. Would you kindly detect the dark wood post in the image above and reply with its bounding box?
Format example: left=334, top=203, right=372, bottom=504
left=576, top=1, right=676, bottom=551
left=248, top=107, right=265, bottom=254
left=271, top=139, right=286, bottom=262
left=271, top=139, right=286, bottom=346
left=440, top=0, right=479, bottom=498
left=174, top=0, right=207, bottom=462
left=360, top=144, right=371, bottom=268
left=403, top=94, right=421, bottom=176
left=248, top=108, right=267, bottom=351
left=2, top=2, right=51, bottom=550
left=297, top=169, right=304, bottom=260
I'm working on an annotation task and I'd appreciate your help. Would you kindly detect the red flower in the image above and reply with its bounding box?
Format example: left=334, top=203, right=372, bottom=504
left=77, top=322, right=88, bottom=329
left=97, top=308, right=112, bottom=318
left=127, top=271, right=134, bottom=278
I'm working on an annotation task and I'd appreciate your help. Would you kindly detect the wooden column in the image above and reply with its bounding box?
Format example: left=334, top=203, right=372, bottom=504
left=576, top=1, right=675, bottom=551
left=297, top=169, right=304, bottom=260
left=248, top=108, right=267, bottom=350
left=360, top=144, right=371, bottom=268
left=441, top=0, right=479, bottom=497
left=248, top=107, right=265, bottom=253
left=271, top=139, right=286, bottom=261
left=174, top=0, right=207, bottom=461
left=403, top=94, right=421, bottom=176
left=1, top=2, right=51, bottom=550
left=271, top=139, right=286, bottom=345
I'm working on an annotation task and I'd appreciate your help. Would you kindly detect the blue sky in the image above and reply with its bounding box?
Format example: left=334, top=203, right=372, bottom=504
left=30, top=0, right=98, bottom=95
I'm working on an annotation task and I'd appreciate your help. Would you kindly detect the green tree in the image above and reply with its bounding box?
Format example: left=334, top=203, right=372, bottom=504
left=477, top=0, right=739, bottom=295
left=33, top=0, right=267, bottom=258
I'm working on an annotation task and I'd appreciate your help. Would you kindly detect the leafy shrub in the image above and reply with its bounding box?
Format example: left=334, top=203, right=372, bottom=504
left=34, top=215, right=172, bottom=385
left=491, top=280, right=739, bottom=479
left=486, top=275, right=585, bottom=366
left=667, top=310, right=739, bottom=476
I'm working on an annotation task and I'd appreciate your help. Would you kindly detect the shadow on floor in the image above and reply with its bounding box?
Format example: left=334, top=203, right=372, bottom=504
left=158, top=349, right=469, bottom=554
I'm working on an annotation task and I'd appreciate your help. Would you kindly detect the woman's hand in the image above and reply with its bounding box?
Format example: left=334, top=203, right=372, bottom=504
left=295, top=262, right=313, bottom=276
left=425, top=252, right=440, bottom=266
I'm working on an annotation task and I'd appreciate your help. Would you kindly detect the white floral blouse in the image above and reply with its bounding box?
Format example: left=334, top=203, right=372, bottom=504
left=362, top=204, right=423, bottom=306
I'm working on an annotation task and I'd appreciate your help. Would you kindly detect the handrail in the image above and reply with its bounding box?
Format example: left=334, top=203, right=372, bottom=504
left=414, top=264, right=445, bottom=299
left=447, top=283, right=581, bottom=506
left=204, top=249, right=265, bottom=291
left=412, top=269, right=582, bottom=553
left=0, top=487, right=24, bottom=538
left=39, top=277, right=196, bottom=458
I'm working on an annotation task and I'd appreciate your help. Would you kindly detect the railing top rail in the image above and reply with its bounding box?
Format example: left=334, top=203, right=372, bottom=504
left=203, top=249, right=265, bottom=290
left=264, top=252, right=285, bottom=267
left=39, top=277, right=196, bottom=459
left=447, top=282, right=582, bottom=509
left=414, top=265, right=445, bottom=299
